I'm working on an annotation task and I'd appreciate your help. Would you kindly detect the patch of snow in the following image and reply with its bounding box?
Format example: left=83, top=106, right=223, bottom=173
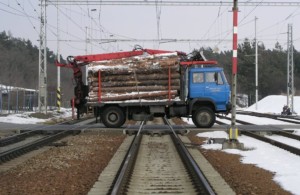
left=193, top=95, right=300, bottom=195
left=245, top=95, right=299, bottom=115
left=0, top=108, right=72, bottom=124
left=197, top=131, right=300, bottom=195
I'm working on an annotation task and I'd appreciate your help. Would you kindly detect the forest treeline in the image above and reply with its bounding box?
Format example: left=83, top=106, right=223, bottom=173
left=0, top=31, right=299, bottom=106
left=201, top=38, right=300, bottom=104
left=0, top=31, right=74, bottom=104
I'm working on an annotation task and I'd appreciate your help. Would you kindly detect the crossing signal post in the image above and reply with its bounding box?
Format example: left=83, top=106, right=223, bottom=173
left=222, top=0, right=244, bottom=150
left=57, top=3, right=61, bottom=113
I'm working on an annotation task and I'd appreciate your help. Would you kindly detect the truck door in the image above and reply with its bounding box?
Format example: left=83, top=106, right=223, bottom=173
left=204, top=71, right=228, bottom=110
left=189, top=71, right=205, bottom=98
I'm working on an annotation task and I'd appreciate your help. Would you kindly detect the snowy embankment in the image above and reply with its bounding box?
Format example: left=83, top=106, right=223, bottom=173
left=245, top=95, right=300, bottom=114
left=0, top=108, right=72, bottom=124
left=194, top=95, right=300, bottom=195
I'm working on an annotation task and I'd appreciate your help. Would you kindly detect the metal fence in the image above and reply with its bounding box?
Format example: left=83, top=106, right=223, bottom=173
left=0, top=85, right=69, bottom=114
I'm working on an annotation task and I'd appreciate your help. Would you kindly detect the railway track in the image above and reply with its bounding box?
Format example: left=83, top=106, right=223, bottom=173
left=216, top=115, right=300, bottom=156
left=0, top=117, right=93, bottom=147
left=2, top=114, right=295, bottom=194
left=0, top=117, right=94, bottom=164
left=89, top=117, right=234, bottom=195
left=237, top=110, right=300, bottom=124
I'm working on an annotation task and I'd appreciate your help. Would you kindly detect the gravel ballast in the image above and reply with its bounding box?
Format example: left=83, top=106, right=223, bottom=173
left=0, top=131, right=125, bottom=195
left=0, top=127, right=293, bottom=195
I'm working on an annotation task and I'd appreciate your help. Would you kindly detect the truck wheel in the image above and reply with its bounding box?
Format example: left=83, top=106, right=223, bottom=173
left=101, top=106, right=126, bottom=128
left=192, top=107, right=215, bottom=128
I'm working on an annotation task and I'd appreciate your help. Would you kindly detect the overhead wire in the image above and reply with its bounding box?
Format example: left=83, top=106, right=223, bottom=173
left=47, top=1, right=103, bottom=51
left=75, top=1, right=137, bottom=51
left=155, top=0, right=162, bottom=48
left=0, top=2, right=36, bottom=19
left=1, top=1, right=95, bottom=54
left=72, top=2, right=134, bottom=51
left=213, top=0, right=264, bottom=48
left=28, top=0, right=39, bottom=16
left=200, top=3, right=229, bottom=41
left=0, top=7, right=24, bottom=16
left=4, top=1, right=300, bottom=54
left=198, top=0, right=300, bottom=51
left=14, top=0, right=39, bottom=34
left=199, top=3, right=231, bottom=50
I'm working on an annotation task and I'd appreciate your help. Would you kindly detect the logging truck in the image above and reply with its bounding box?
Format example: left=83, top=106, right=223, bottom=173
left=56, top=46, right=231, bottom=128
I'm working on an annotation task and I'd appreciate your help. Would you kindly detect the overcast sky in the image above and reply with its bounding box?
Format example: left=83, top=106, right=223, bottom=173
left=1, top=1, right=300, bottom=58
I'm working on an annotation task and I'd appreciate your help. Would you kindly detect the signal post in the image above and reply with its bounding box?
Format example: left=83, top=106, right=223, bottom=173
left=222, top=0, right=244, bottom=150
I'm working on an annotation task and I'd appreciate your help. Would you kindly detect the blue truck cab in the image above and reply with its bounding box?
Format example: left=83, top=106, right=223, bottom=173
left=189, top=67, right=230, bottom=111
left=183, top=64, right=231, bottom=128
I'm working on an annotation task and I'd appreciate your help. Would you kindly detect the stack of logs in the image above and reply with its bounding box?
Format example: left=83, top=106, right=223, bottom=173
left=87, top=52, right=182, bottom=102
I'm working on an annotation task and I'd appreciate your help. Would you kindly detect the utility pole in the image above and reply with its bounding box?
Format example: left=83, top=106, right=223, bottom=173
left=255, top=16, right=258, bottom=110
left=56, top=0, right=61, bottom=112
left=38, top=0, right=47, bottom=113
left=85, top=26, right=88, bottom=85
left=230, top=0, right=238, bottom=141
left=223, top=0, right=244, bottom=150
left=287, top=24, right=294, bottom=113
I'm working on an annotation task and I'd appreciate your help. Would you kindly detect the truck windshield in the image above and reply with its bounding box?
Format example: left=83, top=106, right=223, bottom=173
left=206, top=72, right=225, bottom=85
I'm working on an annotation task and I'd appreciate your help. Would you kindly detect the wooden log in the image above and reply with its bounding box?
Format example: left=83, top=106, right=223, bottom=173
left=91, top=79, right=180, bottom=87
left=88, top=65, right=179, bottom=76
left=87, top=90, right=178, bottom=101
left=87, top=95, right=176, bottom=102
left=88, top=54, right=179, bottom=67
left=89, top=72, right=181, bottom=82
left=91, top=85, right=180, bottom=93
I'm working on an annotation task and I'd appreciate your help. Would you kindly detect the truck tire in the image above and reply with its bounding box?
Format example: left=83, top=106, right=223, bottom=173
left=192, top=107, right=215, bottom=128
left=101, top=106, right=126, bottom=128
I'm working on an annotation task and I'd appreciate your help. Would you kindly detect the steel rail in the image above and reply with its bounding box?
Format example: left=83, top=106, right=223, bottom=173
left=242, top=131, right=300, bottom=156
left=216, top=116, right=300, bottom=156
left=272, top=131, right=300, bottom=141
left=47, top=1, right=300, bottom=7
left=0, top=130, right=38, bottom=147
left=0, top=130, right=73, bottom=164
left=0, top=117, right=94, bottom=164
left=163, top=116, right=216, bottom=195
left=236, top=111, right=300, bottom=125
left=0, top=116, right=91, bottom=147
left=110, top=120, right=145, bottom=195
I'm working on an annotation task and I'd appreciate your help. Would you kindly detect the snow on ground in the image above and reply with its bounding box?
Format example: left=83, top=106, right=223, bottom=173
left=245, top=95, right=300, bottom=115
left=1, top=95, right=300, bottom=194
left=189, top=95, right=300, bottom=195
left=0, top=108, right=72, bottom=124
left=198, top=131, right=300, bottom=195
left=0, top=113, right=45, bottom=124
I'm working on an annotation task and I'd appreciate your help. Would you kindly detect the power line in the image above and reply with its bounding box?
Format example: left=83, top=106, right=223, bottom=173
left=46, top=38, right=286, bottom=43
left=47, top=1, right=300, bottom=7
left=0, top=2, right=36, bottom=19
left=0, top=7, right=24, bottom=16
left=47, top=1, right=103, bottom=51
left=15, top=0, right=39, bottom=34
left=28, top=0, right=39, bottom=16
left=201, top=4, right=230, bottom=40
left=0, top=1, right=87, bottom=44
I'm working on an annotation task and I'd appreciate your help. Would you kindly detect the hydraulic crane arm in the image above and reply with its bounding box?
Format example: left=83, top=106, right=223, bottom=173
left=55, top=46, right=185, bottom=69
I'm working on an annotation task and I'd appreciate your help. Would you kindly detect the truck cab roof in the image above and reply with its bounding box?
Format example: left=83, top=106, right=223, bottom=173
left=190, top=66, right=223, bottom=72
